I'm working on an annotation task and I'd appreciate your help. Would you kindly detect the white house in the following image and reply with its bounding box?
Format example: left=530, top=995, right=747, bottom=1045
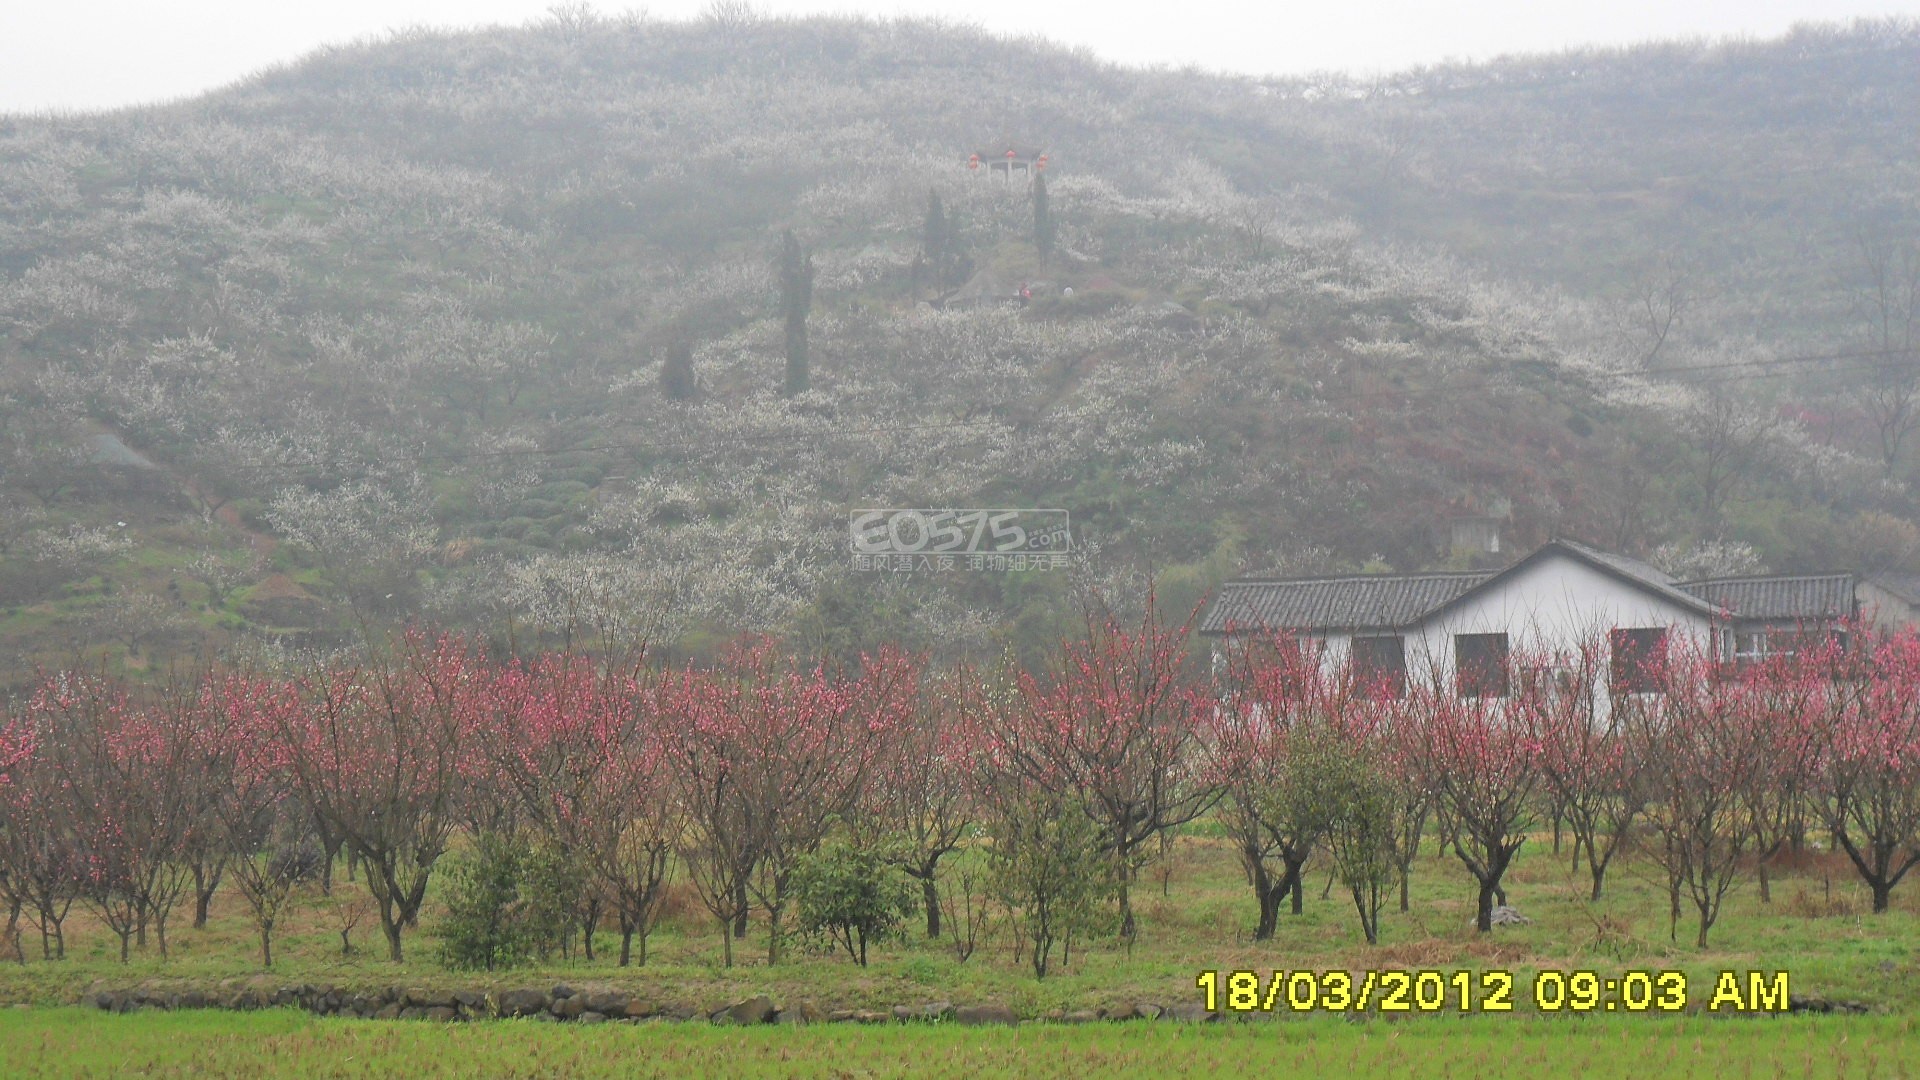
left=1201, top=539, right=1864, bottom=716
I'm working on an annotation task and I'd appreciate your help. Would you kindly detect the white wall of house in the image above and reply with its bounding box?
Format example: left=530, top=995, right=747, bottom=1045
left=1410, top=553, right=1713, bottom=671
left=1859, top=580, right=1918, bottom=636
left=1214, top=551, right=1726, bottom=721
left=1408, top=553, right=1715, bottom=719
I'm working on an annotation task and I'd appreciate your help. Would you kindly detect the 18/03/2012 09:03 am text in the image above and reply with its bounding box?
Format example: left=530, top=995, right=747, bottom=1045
left=1194, top=969, right=1790, bottom=1014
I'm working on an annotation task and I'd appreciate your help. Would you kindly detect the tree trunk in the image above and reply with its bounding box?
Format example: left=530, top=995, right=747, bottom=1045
left=1278, top=850, right=1309, bottom=913
left=260, top=921, right=274, bottom=968
left=192, top=858, right=224, bottom=929
left=1475, top=881, right=1497, bottom=934
left=1252, top=862, right=1286, bottom=942
left=1351, top=886, right=1379, bottom=945
left=720, top=915, right=734, bottom=968
left=383, top=918, right=404, bottom=962
left=922, top=877, right=942, bottom=938
left=1872, top=880, right=1892, bottom=914
left=1668, top=876, right=1682, bottom=943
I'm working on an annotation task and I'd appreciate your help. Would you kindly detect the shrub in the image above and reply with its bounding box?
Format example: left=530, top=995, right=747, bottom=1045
left=437, top=833, right=531, bottom=971
left=791, top=838, right=917, bottom=967
left=986, top=792, right=1116, bottom=978
left=435, top=834, right=587, bottom=970
left=519, top=839, right=592, bottom=961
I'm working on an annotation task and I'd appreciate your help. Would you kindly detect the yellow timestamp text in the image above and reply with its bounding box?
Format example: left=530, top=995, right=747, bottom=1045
left=1195, top=969, right=1790, bottom=1014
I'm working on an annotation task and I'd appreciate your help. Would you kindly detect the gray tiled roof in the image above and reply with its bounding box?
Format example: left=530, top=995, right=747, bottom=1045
left=1867, top=574, right=1920, bottom=606
left=1203, top=541, right=1861, bottom=637
left=1199, top=573, right=1492, bottom=635
left=1680, top=574, right=1858, bottom=621
left=1554, top=538, right=1674, bottom=585
left=1547, top=538, right=1726, bottom=618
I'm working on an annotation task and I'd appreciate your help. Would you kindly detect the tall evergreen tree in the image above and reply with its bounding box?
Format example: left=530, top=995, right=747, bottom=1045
left=1032, top=173, right=1054, bottom=265
left=778, top=230, right=815, bottom=398
left=922, top=191, right=948, bottom=268
left=660, top=338, right=696, bottom=401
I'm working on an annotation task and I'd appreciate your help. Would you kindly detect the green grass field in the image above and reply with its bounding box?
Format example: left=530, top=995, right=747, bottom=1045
left=2, top=828, right=1917, bottom=1075
left=1, top=1008, right=1916, bottom=1079
left=3, top=830, right=1914, bottom=1015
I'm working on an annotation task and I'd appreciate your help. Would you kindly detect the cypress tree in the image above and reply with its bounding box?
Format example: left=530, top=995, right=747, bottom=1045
left=778, top=230, right=815, bottom=398
left=1033, top=173, right=1054, bottom=264
left=660, top=338, right=696, bottom=401
left=922, top=190, right=948, bottom=268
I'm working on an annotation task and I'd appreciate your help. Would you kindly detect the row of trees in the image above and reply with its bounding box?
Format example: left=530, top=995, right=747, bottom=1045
left=1211, top=629, right=1920, bottom=948
left=2, top=614, right=1918, bottom=974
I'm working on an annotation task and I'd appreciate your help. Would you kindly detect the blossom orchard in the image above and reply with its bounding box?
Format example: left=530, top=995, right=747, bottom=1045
left=1, top=622, right=1919, bottom=971
left=1204, top=623, right=1920, bottom=947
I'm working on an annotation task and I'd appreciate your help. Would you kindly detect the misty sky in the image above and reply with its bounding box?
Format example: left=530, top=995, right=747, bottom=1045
left=4, top=0, right=1918, bottom=113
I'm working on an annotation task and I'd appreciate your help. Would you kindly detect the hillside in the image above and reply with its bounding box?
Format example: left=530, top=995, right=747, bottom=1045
left=0, top=13, right=1916, bottom=679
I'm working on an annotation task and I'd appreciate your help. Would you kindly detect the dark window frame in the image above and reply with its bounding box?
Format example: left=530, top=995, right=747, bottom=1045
left=1609, top=626, right=1670, bottom=694
left=1350, top=635, right=1407, bottom=697
left=1454, top=632, right=1511, bottom=698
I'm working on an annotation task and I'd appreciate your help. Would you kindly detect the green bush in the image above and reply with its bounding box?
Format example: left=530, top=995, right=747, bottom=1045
left=436, top=833, right=531, bottom=972
left=987, top=792, right=1116, bottom=978
left=534, top=480, right=592, bottom=501
left=510, top=498, right=562, bottom=519
left=435, top=833, right=589, bottom=971
left=792, top=839, right=917, bottom=967
left=519, top=840, right=591, bottom=962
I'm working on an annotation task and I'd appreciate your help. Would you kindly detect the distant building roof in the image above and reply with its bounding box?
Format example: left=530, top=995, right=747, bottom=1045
left=1866, top=573, right=1920, bottom=606
left=1680, top=574, right=1858, bottom=621
left=972, top=144, right=1046, bottom=162
left=1202, top=538, right=1857, bottom=637
left=1199, top=573, right=1490, bottom=635
left=86, top=432, right=158, bottom=470
left=945, top=267, right=1015, bottom=307
left=1532, top=538, right=1722, bottom=619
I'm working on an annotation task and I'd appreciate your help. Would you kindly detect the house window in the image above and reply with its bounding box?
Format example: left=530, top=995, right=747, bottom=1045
left=1725, top=626, right=1837, bottom=669
left=1732, top=630, right=1773, bottom=667
left=1610, top=627, right=1669, bottom=694
left=1350, top=635, right=1407, bottom=697
left=1220, top=635, right=1320, bottom=696
left=1455, top=632, right=1510, bottom=698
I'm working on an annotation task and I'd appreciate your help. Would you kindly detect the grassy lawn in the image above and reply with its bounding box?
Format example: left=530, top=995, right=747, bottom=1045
left=4, top=828, right=1917, bottom=1019
left=1, top=1008, right=1916, bottom=1079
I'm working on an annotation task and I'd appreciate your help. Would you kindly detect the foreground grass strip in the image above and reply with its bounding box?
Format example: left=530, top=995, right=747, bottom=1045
left=1, top=1008, right=1917, bottom=1079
